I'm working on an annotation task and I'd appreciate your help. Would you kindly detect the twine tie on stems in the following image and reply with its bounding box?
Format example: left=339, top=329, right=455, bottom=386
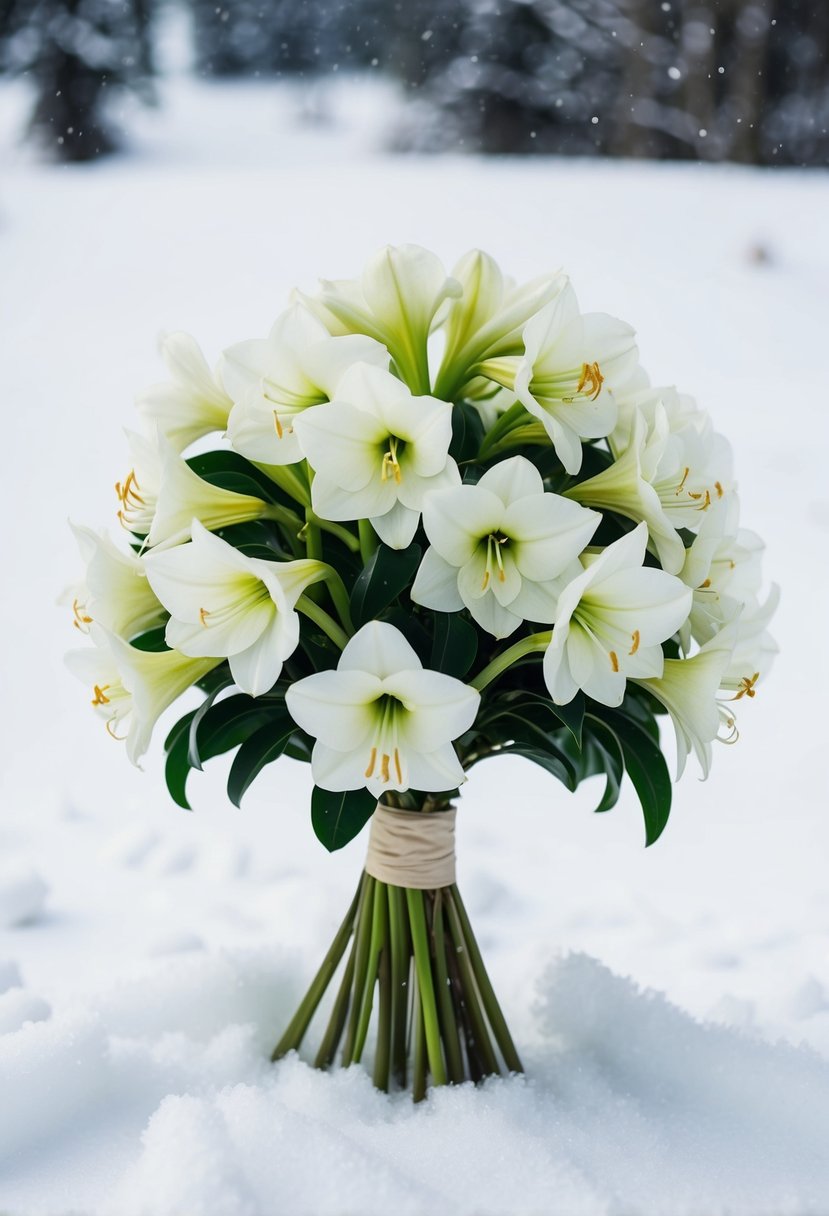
left=365, top=804, right=457, bottom=889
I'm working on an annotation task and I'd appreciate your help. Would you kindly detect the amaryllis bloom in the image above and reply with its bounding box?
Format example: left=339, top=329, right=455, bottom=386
left=634, top=626, right=738, bottom=779
left=564, top=410, right=687, bottom=575
left=115, top=430, right=163, bottom=536
left=135, top=332, right=233, bottom=453
left=285, top=621, right=480, bottom=798
left=299, top=244, right=461, bottom=394
left=222, top=304, right=389, bottom=467
left=65, top=625, right=220, bottom=765
left=69, top=523, right=166, bottom=640
left=543, top=523, right=692, bottom=707
left=145, top=521, right=325, bottom=697
left=478, top=283, right=639, bottom=475
left=719, top=585, right=780, bottom=701
left=679, top=499, right=769, bottom=648
left=433, top=250, right=565, bottom=399
left=146, top=436, right=275, bottom=550
left=411, top=455, right=600, bottom=638
left=611, top=387, right=734, bottom=531
left=294, top=363, right=460, bottom=549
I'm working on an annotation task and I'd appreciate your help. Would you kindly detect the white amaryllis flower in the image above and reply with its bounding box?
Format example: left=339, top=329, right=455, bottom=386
left=136, top=332, right=233, bottom=453
left=478, top=283, right=639, bottom=475
left=69, top=523, right=166, bottom=640
left=564, top=410, right=687, bottom=575
left=65, top=625, right=219, bottom=765
left=286, top=622, right=479, bottom=797
left=634, top=625, right=738, bottom=779
left=611, top=386, right=734, bottom=531
left=543, top=523, right=692, bottom=707
left=147, top=436, right=276, bottom=550
left=411, top=455, right=600, bottom=638
left=719, top=585, right=780, bottom=702
left=294, top=363, right=460, bottom=549
left=298, top=244, right=461, bottom=393
left=679, top=499, right=768, bottom=648
left=144, top=521, right=325, bottom=697
left=433, top=250, right=565, bottom=398
left=222, top=304, right=389, bottom=467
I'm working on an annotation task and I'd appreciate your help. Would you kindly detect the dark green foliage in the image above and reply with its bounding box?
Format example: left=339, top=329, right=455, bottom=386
left=311, top=787, right=377, bottom=852
left=350, top=543, right=421, bottom=629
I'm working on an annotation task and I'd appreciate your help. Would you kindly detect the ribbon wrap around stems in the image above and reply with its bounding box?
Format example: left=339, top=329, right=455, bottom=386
left=364, top=803, right=457, bottom=890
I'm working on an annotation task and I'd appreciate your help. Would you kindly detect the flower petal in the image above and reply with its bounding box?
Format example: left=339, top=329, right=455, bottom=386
left=286, top=669, right=381, bottom=748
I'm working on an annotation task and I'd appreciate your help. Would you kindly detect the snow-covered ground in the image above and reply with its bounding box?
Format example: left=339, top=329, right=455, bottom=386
left=2, top=72, right=829, bottom=1216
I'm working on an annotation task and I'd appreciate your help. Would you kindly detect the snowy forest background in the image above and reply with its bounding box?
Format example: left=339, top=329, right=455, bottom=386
left=0, top=0, right=827, bottom=167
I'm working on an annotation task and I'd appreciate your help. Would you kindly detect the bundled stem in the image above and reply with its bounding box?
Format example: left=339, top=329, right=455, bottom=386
left=272, top=873, right=522, bottom=1100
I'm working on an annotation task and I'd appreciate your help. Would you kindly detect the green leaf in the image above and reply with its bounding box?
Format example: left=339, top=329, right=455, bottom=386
left=227, top=716, right=295, bottom=808
left=595, top=707, right=672, bottom=846
left=188, top=680, right=233, bottom=771
left=164, top=710, right=197, bottom=811
left=187, top=450, right=289, bottom=506
left=129, top=625, right=170, bottom=653
left=449, top=401, right=486, bottom=464
left=582, top=716, right=624, bottom=814
left=430, top=613, right=478, bottom=679
left=496, top=745, right=577, bottom=790
left=483, top=691, right=584, bottom=750
left=311, top=786, right=377, bottom=852
left=349, top=542, right=421, bottom=629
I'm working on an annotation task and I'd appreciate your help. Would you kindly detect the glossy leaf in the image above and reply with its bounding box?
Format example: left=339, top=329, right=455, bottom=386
left=311, top=786, right=377, bottom=853
left=349, top=542, right=421, bottom=630
left=595, top=707, right=672, bottom=846
left=227, top=715, right=295, bottom=807
left=430, top=613, right=478, bottom=680
left=449, top=400, right=486, bottom=464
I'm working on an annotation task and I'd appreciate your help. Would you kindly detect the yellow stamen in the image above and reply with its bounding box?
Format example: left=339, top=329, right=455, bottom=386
left=576, top=361, right=604, bottom=401
left=676, top=467, right=690, bottom=495
left=72, top=598, right=93, bottom=631
left=106, top=717, right=127, bottom=741
left=199, top=607, right=210, bottom=626
left=734, top=672, right=760, bottom=700
left=273, top=411, right=284, bottom=440
left=629, top=630, right=640, bottom=655
left=380, top=437, right=402, bottom=484
left=715, top=481, right=724, bottom=498
left=394, top=748, right=403, bottom=784
left=91, top=684, right=111, bottom=706
left=380, top=753, right=391, bottom=783
left=481, top=569, right=491, bottom=591
left=364, top=746, right=377, bottom=779
left=700, top=578, right=712, bottom=589
left=609, top=650, right=619, bottom=672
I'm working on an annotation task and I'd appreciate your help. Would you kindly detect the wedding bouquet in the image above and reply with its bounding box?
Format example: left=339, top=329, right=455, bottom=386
left=67, top=245, right=777, bottom=1100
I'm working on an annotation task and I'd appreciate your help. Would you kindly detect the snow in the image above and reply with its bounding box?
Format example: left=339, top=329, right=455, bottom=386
left=1, top=71, right=829, bottom=1215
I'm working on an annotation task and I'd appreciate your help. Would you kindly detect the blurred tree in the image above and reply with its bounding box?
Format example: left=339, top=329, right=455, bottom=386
left=0, top=0, right=155, bottom=161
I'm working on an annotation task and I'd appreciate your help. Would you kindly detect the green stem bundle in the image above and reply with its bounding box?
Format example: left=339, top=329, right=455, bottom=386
left=272, top=875, right=522, bottom=1100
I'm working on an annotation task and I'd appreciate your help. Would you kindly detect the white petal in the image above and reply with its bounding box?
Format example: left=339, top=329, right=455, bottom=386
left=229, top=621, right=291, bottom=697
left=387, top=669, right=479, bottom=751
left=339, top=620, right=422, bottom=677
left=410, top=548, right=465, bottom=612
left=312, top=471, right=397, bottom=523
left=370, top=500, right=420, bottom=549
left=478, top=455, right=543, bottom=505
left=506, top=495, right=600, bottom=582
left=310, top=741, right=372, bottom=792
left=404, top=744, right=467, bottom=794
left=422, top=486, right=503, bottom=566
left=286, top=669, right=381, bottom=748
left=294, top=401, right=386, bottom=492
left=542, top=628, right=579, bottom=705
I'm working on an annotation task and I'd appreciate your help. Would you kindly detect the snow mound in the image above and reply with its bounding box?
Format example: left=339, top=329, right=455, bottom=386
left=0, top=860, right=48, bottom=927
left=100, top=954, right=829, bottom=1216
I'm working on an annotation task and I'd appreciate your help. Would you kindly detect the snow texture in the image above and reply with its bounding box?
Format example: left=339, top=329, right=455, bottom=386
left=1, top=71, right=828, bottom=1216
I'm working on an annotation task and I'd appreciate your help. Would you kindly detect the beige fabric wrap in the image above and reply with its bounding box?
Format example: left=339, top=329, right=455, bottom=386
left=365, top=804, right=457, bottom=890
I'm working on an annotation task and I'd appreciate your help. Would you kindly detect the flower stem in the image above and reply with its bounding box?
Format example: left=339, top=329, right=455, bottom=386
left=478, top=400, right=530, bottom=459
left=431, top=891, right=465, bottom=1084
left=319, top=568, right=355, bottom=635
left=341, top=876, right=376, bottom=1067
left=387, top=883, right=410, bottom=1089
left=352, top=881, right=387, bottom=1064
left=307, top=512, right=361, bottom=553
left=296, top=595, right=350, bottom=650
left=358, top=518, right=378, bottom=565
left=407, top=888, right=448, bottom=1087
left=373, top=891, right=392, bottom=1092
left=449, top=885, right=523, bottom=1074
left=470, top=632, right=551, bottom=691
left=411, top=970, right=428, bottom=1103
left=444, top=890, right=500, bottom=1078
